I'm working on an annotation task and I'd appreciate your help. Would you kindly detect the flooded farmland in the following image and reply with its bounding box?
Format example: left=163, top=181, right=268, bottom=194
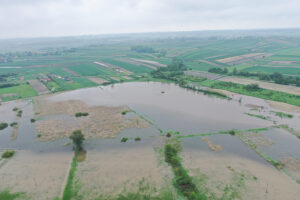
left=0, top=82, right=299, bottom=200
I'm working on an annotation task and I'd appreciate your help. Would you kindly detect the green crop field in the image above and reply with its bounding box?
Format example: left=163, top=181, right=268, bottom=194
left=0, top=29, right=299, bottom=103
left=0, top=84, right=37, bottom=100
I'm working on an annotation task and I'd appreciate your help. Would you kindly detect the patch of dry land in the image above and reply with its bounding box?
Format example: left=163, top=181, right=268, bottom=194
left=219, top=76, right=300, bottom=95
left=266, top=100, right=300, bottom=113
left=87, top=77, right=108, bottom=85
left=0, top=150, right=73, bottom=200
left=181, top=150, right=300, bottom=200
left=216, top=53, right=272, bottom=65
left=33, top=97, right=149, bottom=141
left=74, top=146, right=177, bottom=199
left=63, top=68, right=80, bottom=76
left=27, top=79, right=50, bottom=95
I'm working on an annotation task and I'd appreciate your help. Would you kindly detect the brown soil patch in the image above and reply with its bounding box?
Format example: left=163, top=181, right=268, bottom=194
left=87, top=77, right=108, bottom=85
left=27, top=80, right=49, bottom=95
left=75, top=146, right=173, bottom=199
left=219, top=76, right=300, bottom=95
left=130, top=58, right=167, bottom=68
left=11, top=125, right=18, bottom=141
left=33, top=98, right=149, bottom=141
left=118, top=58, right=157, bottom=70
left=181, top=150, right=300, bottom=200
left=202, top=137, right=222, bottom=151
left=0, top=150, right=73, bottom=200
left=185, top=71, right=223, bottom=80
left=122, top=76, right=132, bottom=80
left=216, top=53, right=272, bottom=65
left=110, top=77, right=120, bottom=81
left=281, top=157, right=300, bottom=171
left=267, top=100, right=300, bottom=113
left=63, top=68, right=80, bottom=77
left=245, top=104, right=263, bottom=109
left=76, top=150, right=87, bottom=162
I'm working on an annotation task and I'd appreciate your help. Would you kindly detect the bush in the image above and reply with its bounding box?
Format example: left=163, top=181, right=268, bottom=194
left=12, top=107, right=18, bottom=111
left=2, top=150, right=15, bottom=158
left=244, top=83, right=260, bottom=91
left=17, top=110, right=22, bottom=117
left=229, top=130, right=235, bottom=136
left=134, top=137, right=141, bottom=141
left=121, top=110, right=130, bottom=115
left=75, top=112, right=89, bottom=117
left=121, top=137, right=128, bottom=142
left=166, top=133, right=172, bottom=138
left=0, top=122, right=8, bottom=130
left=69, top=130, right=85, bottom=151
left=30, top=118, right=36, bottom=123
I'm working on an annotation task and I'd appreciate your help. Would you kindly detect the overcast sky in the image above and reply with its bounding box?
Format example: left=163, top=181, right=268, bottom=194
left=0, top=0, right=299, bottom=39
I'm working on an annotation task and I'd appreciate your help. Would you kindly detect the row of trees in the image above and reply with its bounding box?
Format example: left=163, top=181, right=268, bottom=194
left=150, top=58, right=188, bottom=86
left=208, top=67, right=300, bottom=86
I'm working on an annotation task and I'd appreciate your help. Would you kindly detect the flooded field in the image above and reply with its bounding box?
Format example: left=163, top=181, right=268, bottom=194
left=0, top=82, right=299, bottom=199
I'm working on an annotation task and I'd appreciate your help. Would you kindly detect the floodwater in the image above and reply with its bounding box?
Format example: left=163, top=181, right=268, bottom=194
left=49, top=82, right=275, bottom=134
left=1, top=81, right=298, bottom=152
left=1, top=82, right=299, bottom=199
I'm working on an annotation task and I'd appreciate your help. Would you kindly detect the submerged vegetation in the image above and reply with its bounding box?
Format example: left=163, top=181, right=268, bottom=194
left=245, top=113, right=270, bottom=120
left=272, top=111, right=293, bottom=119
left=16, top=110, right=23, bottom=117
left=75, top=112, right=89, bottom=117
left=121, top=110, right=130, bottom=115
left=10, top=122, right=18, bottom=127
left=1, top=150, right=15, bottom=158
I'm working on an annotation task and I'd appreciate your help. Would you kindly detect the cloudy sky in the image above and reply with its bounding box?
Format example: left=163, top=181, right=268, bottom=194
left=0, top=0, right=299, bottom=39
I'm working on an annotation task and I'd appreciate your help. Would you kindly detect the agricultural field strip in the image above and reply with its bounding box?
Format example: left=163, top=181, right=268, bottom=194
left=219, top=76, right=300, bottom=95
left=184, top=71, right=225, bottom=80
left=216, top=53, right=273, bottom=64
left=130, top=58, right=167, bottom=67
left=117, top=58, right=157, bottom=70
left=197, top=59, right=223, bottom=67
left=94, top=60, right=133, bottom=74
left=27, top=79, right=50, bottom=95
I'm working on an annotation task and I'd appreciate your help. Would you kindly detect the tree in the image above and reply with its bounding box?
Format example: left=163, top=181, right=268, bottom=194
left=69, top=130, right=85, bottom=151
left=232, top=68, right=237, bottom=75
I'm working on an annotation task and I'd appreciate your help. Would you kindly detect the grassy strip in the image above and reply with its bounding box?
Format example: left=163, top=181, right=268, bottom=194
left=62, top=155, right=78, bottom=200
left=271, top=111, right=293, bottom=119
left=199, top=79, right=300, bottom=106
left=245, top=113, right=270, bottom=121
left=236, top=133, right=283, bottom=169
left=164, top=140, right=206, bottom=200
left=0, top=190, right=26, bottom=200
left=176, top=127, right=271, bottom=139
left=279, top=125, right=300, bottom=139
left=182, top=84, right=230, bottom=99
